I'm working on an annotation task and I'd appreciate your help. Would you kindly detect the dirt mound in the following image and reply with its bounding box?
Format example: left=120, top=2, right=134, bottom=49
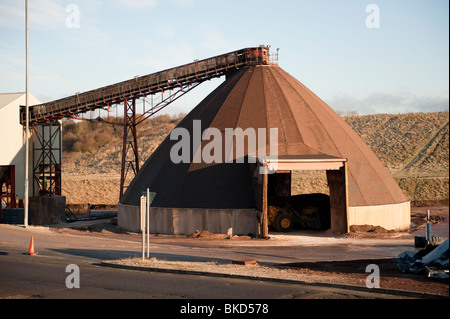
left=61, top=112, right=449, bottom=206
left=345, top=225, right=399, bottom=239
left=189, top=230, right=253, bottom=240
left=412, top=199, right=449, bottom=207
left=190, top=230, right=229, bottom=239
left=350, top=225, right=394, bottom=233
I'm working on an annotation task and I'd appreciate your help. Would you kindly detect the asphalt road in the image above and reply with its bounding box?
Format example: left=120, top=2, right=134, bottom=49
left=4, top=219, right=440, bottom=311
left=0, top=243, right=407, bottom=301
left=0, top=223, right=433, bottom=317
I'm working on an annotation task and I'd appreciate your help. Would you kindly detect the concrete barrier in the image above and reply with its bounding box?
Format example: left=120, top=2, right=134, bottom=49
left=118, top=203, right=259, bottom=236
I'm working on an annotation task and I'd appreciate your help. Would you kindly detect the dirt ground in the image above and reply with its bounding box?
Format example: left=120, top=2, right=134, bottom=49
left=274, top=205, right=449, bottom=296
left=275, top=258, right=448, bottom=297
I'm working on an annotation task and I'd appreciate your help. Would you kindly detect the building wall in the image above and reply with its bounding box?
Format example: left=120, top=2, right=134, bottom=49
left=0, top=93, right=40, bottom=199
left=348, top=201, right=411, bottom=230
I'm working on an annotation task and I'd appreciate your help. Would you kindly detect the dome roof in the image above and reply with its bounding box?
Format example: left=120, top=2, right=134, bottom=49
left=121, top=65, right=408, bottom=209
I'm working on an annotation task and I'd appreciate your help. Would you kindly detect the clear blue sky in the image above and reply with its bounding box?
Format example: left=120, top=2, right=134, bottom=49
left=0, top=0, right=448, bottom=115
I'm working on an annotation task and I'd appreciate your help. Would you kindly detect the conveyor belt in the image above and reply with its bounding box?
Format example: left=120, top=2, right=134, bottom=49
left=20, top=46, right=269, bottom=124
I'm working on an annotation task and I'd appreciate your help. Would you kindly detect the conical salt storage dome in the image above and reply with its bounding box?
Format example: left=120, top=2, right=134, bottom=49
left=119, top=65, right=410, bottom=235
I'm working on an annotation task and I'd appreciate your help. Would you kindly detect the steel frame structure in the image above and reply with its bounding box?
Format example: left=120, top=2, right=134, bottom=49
left=119, top=80, right=204, bottom=198
left=32, top=122, right=62, bottom=197
left=120, top=98, right=139, bottom=199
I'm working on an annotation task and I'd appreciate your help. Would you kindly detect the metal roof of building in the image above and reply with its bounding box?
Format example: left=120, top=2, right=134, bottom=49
left=0, top=92, right=24, bottom=110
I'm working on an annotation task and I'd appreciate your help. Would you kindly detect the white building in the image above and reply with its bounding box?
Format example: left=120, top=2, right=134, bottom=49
left=0, top=92, right=39, bottom=208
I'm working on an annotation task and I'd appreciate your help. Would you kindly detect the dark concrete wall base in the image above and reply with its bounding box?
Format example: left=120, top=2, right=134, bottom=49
left=29, top=196, right=66, bottom=225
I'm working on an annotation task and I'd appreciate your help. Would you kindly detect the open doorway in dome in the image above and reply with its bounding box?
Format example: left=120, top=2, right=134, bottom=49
left=267, top=170, right=331, bottom=232
left=256, top=155, right=348, bottom=236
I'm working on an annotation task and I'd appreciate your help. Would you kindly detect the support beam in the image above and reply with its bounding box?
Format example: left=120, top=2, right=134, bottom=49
left=261, top=165, right=269, bottom=238
left=326, top=162, right=349, bottom=234
left=120, top=98, right=140, bottom=199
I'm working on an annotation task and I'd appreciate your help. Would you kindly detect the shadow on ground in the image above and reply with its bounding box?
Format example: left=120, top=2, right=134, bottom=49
left=49, top=248, right=233, bottom=264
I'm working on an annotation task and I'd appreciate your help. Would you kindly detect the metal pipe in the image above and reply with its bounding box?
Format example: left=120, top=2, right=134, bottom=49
left=24, top=0, right=29, bottom=227
left=140, top=195, right=146, bottom=261
left=146, top=188, right=149, bottom=258
left=425, top=209, right=432, bottom=242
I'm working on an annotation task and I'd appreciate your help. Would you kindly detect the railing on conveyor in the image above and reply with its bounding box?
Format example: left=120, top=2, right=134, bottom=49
left=20, top=46, right=270, bottom=124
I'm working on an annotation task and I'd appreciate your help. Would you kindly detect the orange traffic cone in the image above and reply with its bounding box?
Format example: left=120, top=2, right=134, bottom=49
left=27, top=236, right=37, bottom=255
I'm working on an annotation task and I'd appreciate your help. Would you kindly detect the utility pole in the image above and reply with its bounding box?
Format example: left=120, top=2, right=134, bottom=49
left=24, top=0, right=29, bottom=227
